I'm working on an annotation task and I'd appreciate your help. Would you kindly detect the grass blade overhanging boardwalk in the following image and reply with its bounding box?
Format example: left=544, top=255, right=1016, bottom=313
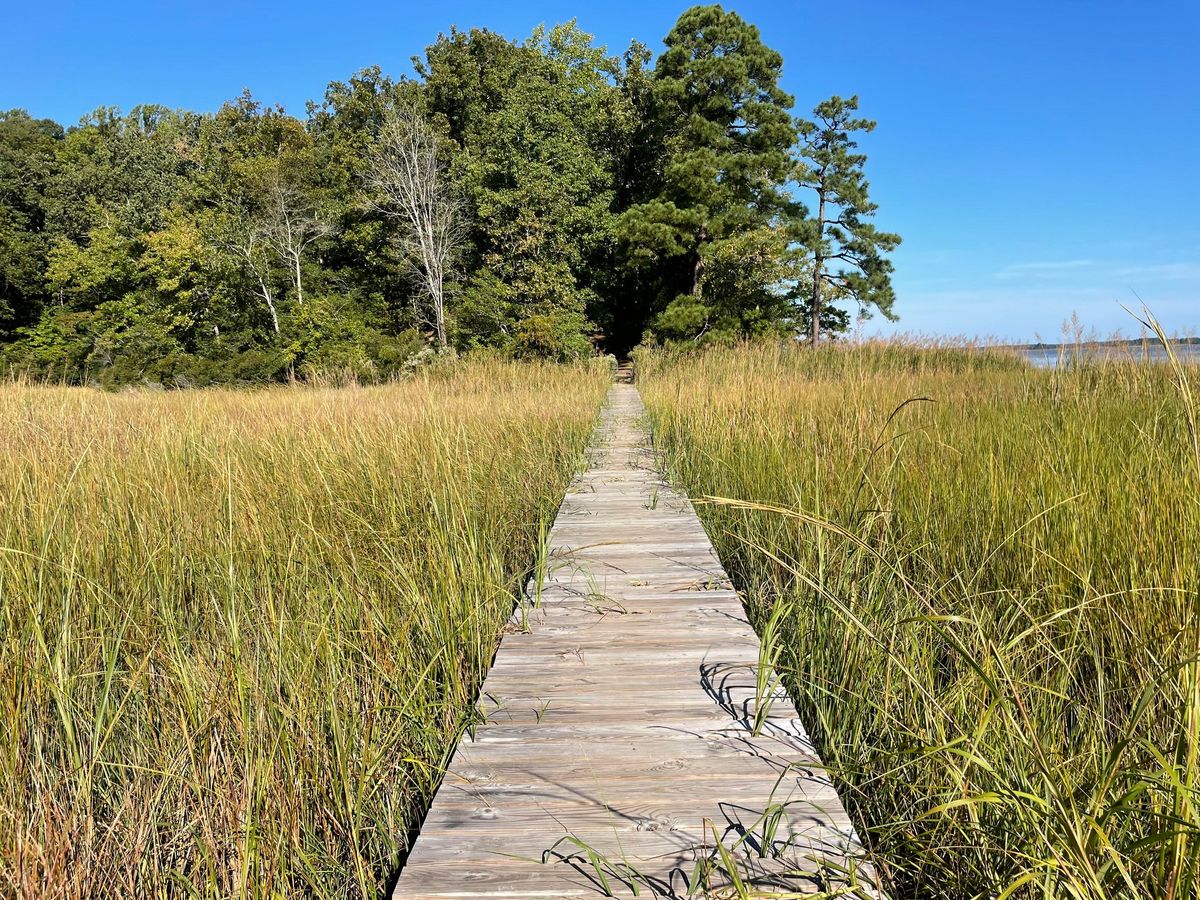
left=392, top=372, right=879, bottom=899
left=634, top=338, right=1200, bottom=899
left=0, top=360, right=609, bottom=897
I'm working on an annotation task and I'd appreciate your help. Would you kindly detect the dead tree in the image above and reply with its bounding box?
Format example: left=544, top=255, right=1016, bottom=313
left=262, top=175, right=331, bottom=309
left=229, top=227, right=281, bottom=334
left=365, top=102, right=466, bottom=349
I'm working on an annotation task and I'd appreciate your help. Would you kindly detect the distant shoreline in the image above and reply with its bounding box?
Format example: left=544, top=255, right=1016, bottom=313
left=1012, top=337, right=1200, bottom=351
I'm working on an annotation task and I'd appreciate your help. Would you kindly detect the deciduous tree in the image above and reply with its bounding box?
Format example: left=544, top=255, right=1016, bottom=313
left=418, top=23, right=627, bottom=358
left=0, top=111, right=62, bottom=335
left=261, top=173, right=331, bottom=311
left=0, top=12, right=902, bottom=380
left=365, top=101, right=465, bottom=349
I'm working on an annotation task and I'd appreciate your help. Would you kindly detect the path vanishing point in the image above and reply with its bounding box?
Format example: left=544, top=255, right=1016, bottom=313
left=393, top=372, right=880, bottom=898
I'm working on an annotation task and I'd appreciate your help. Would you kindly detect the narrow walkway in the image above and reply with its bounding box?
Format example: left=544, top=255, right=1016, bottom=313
left=393, top=379, right=878, bottom=898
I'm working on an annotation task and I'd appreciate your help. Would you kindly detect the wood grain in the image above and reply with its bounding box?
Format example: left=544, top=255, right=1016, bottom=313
left=392, top=379, right=881, bottom=898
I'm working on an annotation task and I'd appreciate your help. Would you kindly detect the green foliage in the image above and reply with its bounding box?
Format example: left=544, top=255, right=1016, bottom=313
left=0, top=110, right=62, bottom=333
left=797, top=95, right=901, bottom=342
left=419, top=22, right=627, bottom=355
left=45, top=218, right=139, bottom=307
left=652, top=293, right=712, bottom=342
left=617, top=4, right=803, bottom=344
left=44, top=105, right=189, bottom=242
left=512, top=308, right=595, bottom=361
left=0, top=9, right=900, bottom=379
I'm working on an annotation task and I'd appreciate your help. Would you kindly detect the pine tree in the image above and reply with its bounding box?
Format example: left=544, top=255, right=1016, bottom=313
left=797, top=95, right=900, bottom=345
left=618, top=4, right=799, bottom=341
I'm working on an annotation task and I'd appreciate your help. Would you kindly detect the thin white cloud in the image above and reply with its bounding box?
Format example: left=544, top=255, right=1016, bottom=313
left=870, top=286, right=1200, bottom=342
left=994, top=258, right=1200, bottom=284
left=1111, top=262, right=1200, bottom=281
left=994, top=259, right=1098, bottom=280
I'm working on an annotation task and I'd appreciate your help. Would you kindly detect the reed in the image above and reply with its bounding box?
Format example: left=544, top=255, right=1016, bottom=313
left=0, top=357, right=609, bottom=898
left=638, top=339, right=1200, bottom=899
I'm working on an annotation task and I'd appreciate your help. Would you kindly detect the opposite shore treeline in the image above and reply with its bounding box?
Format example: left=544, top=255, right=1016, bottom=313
left=0, top=5, right=899, bottom=386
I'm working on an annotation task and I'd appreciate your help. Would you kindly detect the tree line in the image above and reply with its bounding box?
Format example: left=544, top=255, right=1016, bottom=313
left=0, top=5, right=899, bottom=385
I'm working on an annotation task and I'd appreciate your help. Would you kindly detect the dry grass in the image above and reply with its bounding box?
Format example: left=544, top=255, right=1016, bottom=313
left=0, top=358, right=609, bottom=897
left=638, top=339, right=1200, bottom=899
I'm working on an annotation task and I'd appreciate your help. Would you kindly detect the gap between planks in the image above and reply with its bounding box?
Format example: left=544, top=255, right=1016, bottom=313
left=391, top=379, right=882, bottom=899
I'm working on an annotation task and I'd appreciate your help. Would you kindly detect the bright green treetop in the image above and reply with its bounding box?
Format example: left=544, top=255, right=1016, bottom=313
left=419, top=23, right=629, bottom=359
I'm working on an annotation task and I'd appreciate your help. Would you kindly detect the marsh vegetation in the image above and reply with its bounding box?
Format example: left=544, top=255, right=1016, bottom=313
left=0, top=358, right=608, bottom=897
left=639, top=340, right=1200, bottom=899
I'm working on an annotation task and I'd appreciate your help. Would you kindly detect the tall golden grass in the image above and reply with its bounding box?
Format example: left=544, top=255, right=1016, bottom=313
left=0, top=358, right=609, bottom=897
left=638, top=339, right=1200, bottom=899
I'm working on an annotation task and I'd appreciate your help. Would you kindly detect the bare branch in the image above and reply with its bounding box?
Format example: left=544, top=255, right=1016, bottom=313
left=364, top=102, right=468, bottom=349
left=260, top=173, right=332, bottom=308
left=221, top=222, right=281, bottom=334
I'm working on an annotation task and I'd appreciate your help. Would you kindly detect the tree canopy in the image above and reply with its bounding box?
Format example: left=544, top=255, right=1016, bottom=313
left=619, top=5, right=802, bottom=344
left=0, top=6, right=900, bottom=385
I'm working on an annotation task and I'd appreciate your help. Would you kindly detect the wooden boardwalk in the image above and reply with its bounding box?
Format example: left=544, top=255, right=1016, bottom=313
left=392, top=378, right=879, bottom=898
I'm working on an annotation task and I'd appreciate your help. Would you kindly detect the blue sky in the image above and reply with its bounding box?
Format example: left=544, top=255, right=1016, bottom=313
left=4, top=1, right=1197, bottom=340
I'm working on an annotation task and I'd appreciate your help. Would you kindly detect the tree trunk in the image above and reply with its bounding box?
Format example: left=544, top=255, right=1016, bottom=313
left=431, top=272, right=447, bottom=349
left=293, top=253, right=304, bottom=307
left=811, top=192, right=826, bottom=347
left=367, top=103, right=466, bottom=356
left=691, top=224, right=708, bottom=297
left=263, top=289, right=280, bottom=334
left=243, top=244, right=280, bottom=334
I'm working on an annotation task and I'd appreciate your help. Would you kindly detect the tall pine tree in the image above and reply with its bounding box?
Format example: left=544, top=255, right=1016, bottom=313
left=797, top=95, right=900, bottom=344
left=618, top=4, right=799, bottom=344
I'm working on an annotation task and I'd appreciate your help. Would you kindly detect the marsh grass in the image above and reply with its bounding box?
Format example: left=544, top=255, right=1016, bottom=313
left=638, top=339, right=1200, bottom=899
left=0, top=358, right=608, bottom=897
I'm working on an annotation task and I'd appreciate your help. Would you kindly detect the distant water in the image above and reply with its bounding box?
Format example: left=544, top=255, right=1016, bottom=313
left=1019, top=344, right=1200, bottom=368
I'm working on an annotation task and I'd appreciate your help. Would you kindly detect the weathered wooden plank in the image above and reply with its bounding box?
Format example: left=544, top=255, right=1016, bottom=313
left=391, top=380, right=880, bottom=899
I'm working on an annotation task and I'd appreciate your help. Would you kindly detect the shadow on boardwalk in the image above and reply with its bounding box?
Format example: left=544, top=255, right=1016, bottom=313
left=391, top=380, right=882, bottom=899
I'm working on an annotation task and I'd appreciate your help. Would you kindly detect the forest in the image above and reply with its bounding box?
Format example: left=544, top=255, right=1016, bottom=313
left=7, top=5, right=1200, bottom=897
left=0, top=5, right=899, bottom=386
